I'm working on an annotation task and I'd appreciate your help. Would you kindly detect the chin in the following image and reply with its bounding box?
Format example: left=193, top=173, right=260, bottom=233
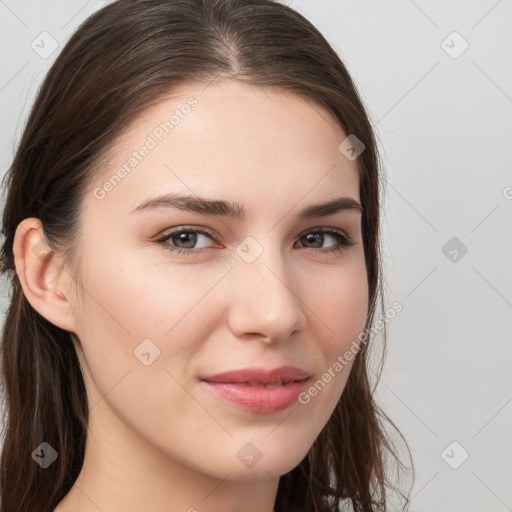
left=224, top=455, right=306, bottom=483
left=227, top=437, right=312, bottom=482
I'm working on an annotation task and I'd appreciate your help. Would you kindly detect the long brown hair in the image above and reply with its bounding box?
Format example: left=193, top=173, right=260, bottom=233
left=0, top=0, right=413, bottom=510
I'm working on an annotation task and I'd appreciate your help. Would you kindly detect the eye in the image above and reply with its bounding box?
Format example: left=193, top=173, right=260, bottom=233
left=295, top=228, right=354, bottom=253
left=154, top=226, right=217, bottom=256
left=153, top=226, right=354, bottom=256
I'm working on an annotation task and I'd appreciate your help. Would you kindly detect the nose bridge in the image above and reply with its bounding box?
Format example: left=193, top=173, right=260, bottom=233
left=227, top=235, right=307, bottom=340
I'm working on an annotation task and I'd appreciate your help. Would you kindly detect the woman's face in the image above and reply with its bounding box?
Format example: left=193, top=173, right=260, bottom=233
left=67, top=78, right=368, bottom=481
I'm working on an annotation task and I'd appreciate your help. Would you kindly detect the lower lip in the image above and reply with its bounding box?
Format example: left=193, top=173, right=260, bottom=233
left=201, top=379, right=310, bottom=414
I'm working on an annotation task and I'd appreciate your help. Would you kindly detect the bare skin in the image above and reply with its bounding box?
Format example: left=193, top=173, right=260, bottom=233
left=14, top=79, right=368, bottom=512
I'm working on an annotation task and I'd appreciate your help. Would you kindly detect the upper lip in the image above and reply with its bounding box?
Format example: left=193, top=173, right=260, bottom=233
left=201, top=365, right=310, bottom=385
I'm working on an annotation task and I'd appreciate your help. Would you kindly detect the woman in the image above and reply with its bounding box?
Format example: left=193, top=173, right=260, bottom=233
left=0, top=0, right=413, bottom=510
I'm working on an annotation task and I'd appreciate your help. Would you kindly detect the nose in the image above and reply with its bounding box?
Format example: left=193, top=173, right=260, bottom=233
left=227, top=242, right=308, bottom=344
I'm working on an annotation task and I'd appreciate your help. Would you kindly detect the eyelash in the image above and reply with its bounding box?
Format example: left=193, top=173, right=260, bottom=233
left=153, top=226, right=355, bottom=257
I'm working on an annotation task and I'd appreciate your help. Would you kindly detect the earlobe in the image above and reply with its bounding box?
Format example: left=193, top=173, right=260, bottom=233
left=13, top=217, right=78, bottom=333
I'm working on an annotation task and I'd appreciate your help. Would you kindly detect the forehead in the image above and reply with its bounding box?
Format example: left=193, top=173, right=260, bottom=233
left=87, top=79, right=360, bottom=217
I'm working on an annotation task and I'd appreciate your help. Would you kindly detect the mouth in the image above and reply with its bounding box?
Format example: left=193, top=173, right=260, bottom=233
left=225, top=380, right=302, bottom=388
left=201, top=365, right=310, bottom=385
left=200, top=365, right=311, bottom=414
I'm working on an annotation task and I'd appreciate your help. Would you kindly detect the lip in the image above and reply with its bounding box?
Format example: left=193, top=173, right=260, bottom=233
left=201, top=365, right=310, bottom=385
left=200, top=365, right=310, bottom=414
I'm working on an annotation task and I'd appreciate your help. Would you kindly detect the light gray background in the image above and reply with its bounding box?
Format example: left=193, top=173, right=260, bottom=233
left=1, top=1, right=511, bottom=511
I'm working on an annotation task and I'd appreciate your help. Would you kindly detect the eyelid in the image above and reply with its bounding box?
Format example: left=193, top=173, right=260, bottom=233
left=154, top=225, right=216, bottom=239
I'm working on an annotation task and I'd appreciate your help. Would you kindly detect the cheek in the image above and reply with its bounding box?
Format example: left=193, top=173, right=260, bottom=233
left=71, top=254, right=231, bottom=455
left=309, top=259, right=369, bottom=348
left=72, top=251, right=232, bottom=405
left=299, top=261, right=368, bottom=405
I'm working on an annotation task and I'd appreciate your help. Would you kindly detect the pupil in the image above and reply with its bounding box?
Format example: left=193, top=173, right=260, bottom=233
left=305, top=233, right=322, bottom=248
left=176, top=232, right=197, bottom=248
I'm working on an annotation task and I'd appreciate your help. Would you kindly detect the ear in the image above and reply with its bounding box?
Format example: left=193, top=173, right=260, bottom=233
left=12, top=217, right=78, bottom=333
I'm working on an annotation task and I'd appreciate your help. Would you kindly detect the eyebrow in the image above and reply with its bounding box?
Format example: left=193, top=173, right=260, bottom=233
left=131, top=193, right=363, bottom=220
